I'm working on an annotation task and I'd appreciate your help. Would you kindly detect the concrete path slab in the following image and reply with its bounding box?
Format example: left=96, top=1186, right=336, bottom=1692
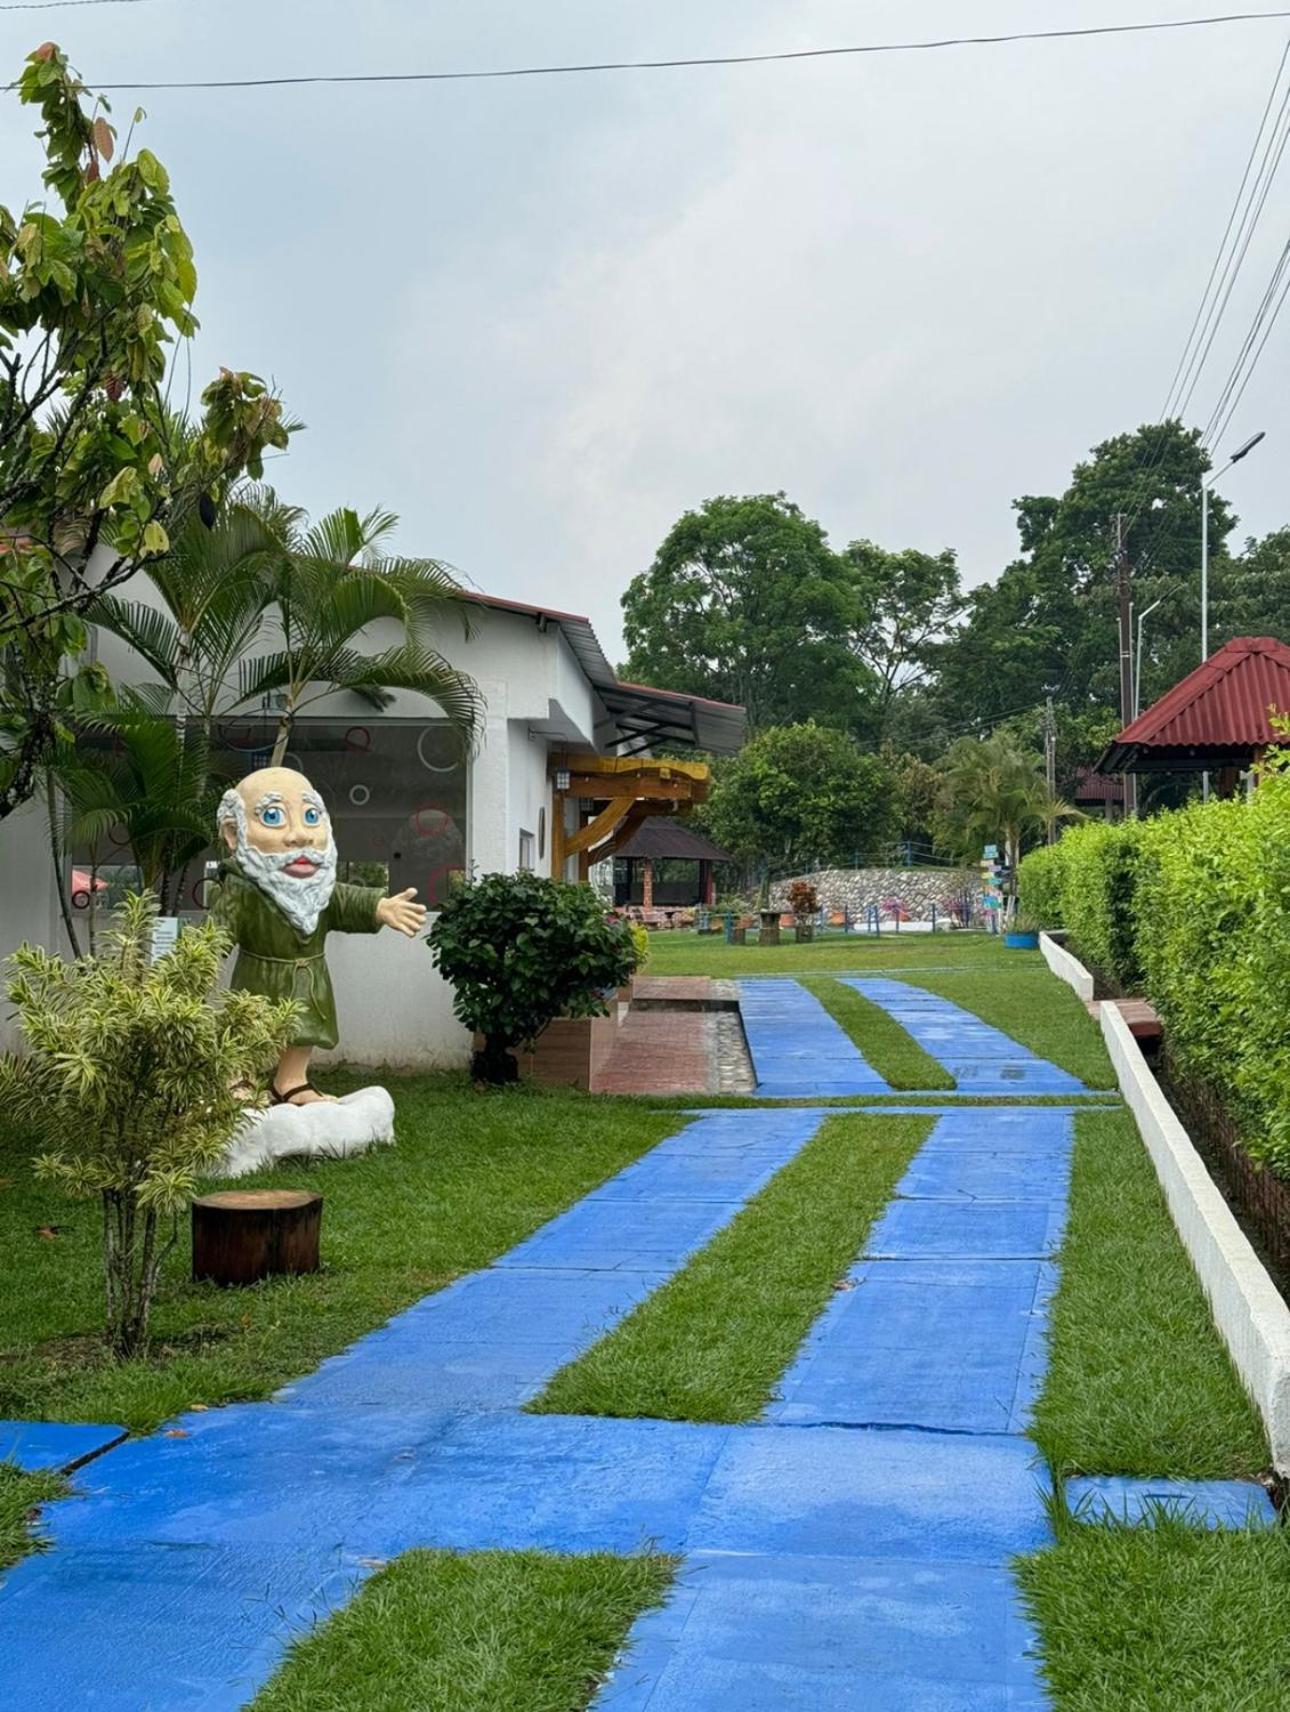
left=843, top=979, right=1087, bottom=1094
left=0, top=1419, right=126, bottom=1475
left=1066, top=1475, right=1278, bottom=1530
left=739, top=979, right=890, bottom=1095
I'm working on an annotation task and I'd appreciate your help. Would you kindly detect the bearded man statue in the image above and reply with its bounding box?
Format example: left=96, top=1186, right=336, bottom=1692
left=212, top=766, right=426, bottom=1107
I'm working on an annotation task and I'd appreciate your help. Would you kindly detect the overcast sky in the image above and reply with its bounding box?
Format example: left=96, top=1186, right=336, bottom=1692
left=3, top=1, right=1289, bottom=661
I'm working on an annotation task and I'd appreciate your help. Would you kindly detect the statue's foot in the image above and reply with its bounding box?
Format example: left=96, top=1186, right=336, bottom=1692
left=270, top=1081, right=337, bottom=1107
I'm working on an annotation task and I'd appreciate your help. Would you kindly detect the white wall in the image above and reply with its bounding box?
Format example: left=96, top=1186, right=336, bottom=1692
left=0, top=803, right=68, bottom=1051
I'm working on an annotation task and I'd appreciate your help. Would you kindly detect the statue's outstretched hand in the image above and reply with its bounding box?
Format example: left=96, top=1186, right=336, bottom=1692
left=376, top=887, right=428, bottom=937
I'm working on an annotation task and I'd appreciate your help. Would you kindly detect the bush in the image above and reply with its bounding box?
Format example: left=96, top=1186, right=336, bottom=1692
left=1056, top=820, right=1146, bottom=992
left=0, top=894, right=296, bottom=1356
left=1017, top=843, right=1068, bottom=930
left=427, top=872, right=637, bottom=1084
left=787, top=880, right=819, bottom=922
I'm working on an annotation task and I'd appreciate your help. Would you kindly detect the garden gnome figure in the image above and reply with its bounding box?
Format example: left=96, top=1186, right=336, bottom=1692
left=212, top=767, right=425, bottom=1105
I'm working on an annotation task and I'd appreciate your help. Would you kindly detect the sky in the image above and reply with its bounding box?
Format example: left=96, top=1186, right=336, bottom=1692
left=3, top=0, right=1289, bottom=662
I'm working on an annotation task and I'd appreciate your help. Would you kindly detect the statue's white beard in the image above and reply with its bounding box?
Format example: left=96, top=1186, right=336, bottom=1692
left=235, top=830, right=338, bottom=937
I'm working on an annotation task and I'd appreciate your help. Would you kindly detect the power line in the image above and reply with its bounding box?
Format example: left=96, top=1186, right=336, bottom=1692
left=85, top=11, right=1290, bottom=93
left=0, top=0, right=169, bottom=10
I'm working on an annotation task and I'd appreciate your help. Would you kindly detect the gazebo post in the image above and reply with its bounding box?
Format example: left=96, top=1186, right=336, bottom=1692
left=700, top=859, right=715, bottom=906
left=641, top=857, right=654, bottom=911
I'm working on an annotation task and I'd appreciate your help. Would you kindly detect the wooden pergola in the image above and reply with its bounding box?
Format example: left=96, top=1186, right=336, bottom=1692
left=550, top=754, right=712, bottom=882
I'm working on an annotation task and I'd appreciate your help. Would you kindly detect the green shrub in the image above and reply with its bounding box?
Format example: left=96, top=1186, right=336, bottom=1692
left=427, top=872, right=637, bottom=1084
left=1054, top=819, right=1146, bottom=991
left=1018, top=843, right=1068, bottom=929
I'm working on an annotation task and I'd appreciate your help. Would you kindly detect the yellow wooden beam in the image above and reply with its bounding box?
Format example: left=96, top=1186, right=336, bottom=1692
left=565, top=796, right=635, bottom=859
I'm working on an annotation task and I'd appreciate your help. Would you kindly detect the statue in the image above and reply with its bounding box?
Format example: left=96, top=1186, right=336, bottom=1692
left=210, top=767, right=424, bottom=1172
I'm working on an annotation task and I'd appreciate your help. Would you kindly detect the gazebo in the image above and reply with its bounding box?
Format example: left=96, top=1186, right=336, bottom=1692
left=1097, top=635, right=1290, bottom=795
left=608, top=819, right=731, bottom=910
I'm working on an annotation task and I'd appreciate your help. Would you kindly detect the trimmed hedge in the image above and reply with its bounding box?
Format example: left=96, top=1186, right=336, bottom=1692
left=1021, top=775, right=1290, bottom=1176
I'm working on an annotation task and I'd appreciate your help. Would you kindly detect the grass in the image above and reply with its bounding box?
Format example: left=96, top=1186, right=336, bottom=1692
left=889, top=964, right=1117, bottom=1089
left=643, top=927, right=1006, bottom=978
left=531, top=1113, right=929, bottom=1422
left=249, top=1548, right=676, bottom=1712
left=1033, top=1108, right=1268, bottom=1479
left=0, top=1078, right=678, bottom=1434
left=1018, top=1514, right=1290, bottom=1712
left=799, top=975, right=954, bottom=1089
left=0, top=1462, right=65, bottom=1570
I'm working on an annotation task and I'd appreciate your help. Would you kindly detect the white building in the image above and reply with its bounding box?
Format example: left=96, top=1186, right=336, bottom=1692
left=0, top=591, right=742, bottom=1068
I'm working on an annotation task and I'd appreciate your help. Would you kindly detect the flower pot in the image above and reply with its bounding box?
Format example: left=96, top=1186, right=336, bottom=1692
left=1004, top=930, right=1039, bottom=950
left=794, top=922, right=815, bottom=943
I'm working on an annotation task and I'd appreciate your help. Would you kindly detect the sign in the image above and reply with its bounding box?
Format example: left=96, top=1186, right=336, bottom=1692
left=151, top=915, right=180, bottom=964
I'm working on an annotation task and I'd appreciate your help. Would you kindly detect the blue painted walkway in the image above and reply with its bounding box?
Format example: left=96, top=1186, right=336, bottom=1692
left=0, top=982, right=1267, bottom=1709
left=843, top=978, right=1088, bottom=1094
left=738, top=979, right=890, bottom=1095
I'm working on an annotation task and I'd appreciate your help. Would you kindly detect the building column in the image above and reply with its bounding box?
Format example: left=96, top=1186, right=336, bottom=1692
left=700, top=860, right=715, bottom=906
left=641, top=857, right=654, bottom=910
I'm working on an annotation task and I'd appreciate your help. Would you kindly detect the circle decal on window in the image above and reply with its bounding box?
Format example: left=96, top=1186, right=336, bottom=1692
left=344, top=726, right=372, bottom=753
left=417, top=726, right=460, bottom=774
left=349, top=783, right=371, bottom=807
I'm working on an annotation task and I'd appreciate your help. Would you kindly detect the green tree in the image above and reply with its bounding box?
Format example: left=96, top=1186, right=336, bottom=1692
left=1211, top=527, right=1290, bottom=647
left=620, top=494, right=870, bottom=731
left=838, top=540, right=962, bottom=739
left=0, top=892, right=296, bottom=1356
left=936, top=733, right=1061, bottom=907
left=704, top=722, right=898, bottom=874
left=93, top=488, right=483, bottom=763
left=0, top=45, right=289, bottom=819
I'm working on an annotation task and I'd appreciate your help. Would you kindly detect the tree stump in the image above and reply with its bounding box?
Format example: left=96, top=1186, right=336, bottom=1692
left=191, top=1189, right=323, bottom=1287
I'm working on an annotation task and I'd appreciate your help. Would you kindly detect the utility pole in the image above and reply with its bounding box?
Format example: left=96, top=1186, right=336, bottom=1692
left=1114, top=514, right=1138, bottom=818
left=1043, top=696, right=1057, bottom=843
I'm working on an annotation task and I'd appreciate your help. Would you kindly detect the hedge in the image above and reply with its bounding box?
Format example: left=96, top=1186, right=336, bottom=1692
left=1021, top=773, right=1290, bottom=1176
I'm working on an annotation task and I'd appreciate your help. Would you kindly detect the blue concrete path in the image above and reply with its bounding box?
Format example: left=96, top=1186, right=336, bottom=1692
left=843, top=978, right=1088, bottom=1093
left=0, top=985, right=1264, bottom=1710
left=738, top=978, right=890, bottom=1095
left=0, top=1420, right=126, bottom=1475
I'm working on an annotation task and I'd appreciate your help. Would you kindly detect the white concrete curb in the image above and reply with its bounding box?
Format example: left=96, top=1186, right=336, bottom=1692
left=1100, top=1001, right=1290, bottom=1472
left=1039, top=931, right=1095, bottom=1003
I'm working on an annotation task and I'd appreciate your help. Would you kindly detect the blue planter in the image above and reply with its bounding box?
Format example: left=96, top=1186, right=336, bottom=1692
left=1004, top=930, right=1039, bottom=950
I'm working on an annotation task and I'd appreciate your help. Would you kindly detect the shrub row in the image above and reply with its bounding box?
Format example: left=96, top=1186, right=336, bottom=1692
left=1019, top=773, right=1290, bottom=1176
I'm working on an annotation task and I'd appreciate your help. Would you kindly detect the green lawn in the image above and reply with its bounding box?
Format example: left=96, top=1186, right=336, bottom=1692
left=249, top=1549, right=675, bottom=1712
left=643, top=927, right=1004, bottom=977
left=532, top=1114, right=929, bottom=1422
left=1019, top=1514, right=1290, bottom=1712
left=1033, top=1108, right=1267, bottom=1479
left=0, top=1079, right=678, bottom=1434
left=0, top=1463, right=64, bottom=1571
left=799, top=976, right=954, bottom=1089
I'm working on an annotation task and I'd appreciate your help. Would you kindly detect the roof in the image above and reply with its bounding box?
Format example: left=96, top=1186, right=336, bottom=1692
left=1072, top=766, right=1124, bottom=803
left=1098, top=636, right=1290, bottom=773
left=464, top=591, right=746, bottom=755
left=611, top=820, right=732, bottom=863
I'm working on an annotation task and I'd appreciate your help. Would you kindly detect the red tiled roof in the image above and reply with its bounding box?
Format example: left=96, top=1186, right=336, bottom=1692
left=1073, top=767, right=1124, bottom=803
left=1111, top=637, right=1290, bottom=751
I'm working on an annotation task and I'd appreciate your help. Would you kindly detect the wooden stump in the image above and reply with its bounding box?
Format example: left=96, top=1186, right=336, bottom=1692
left=191, top=1189, right=323, bottom=1287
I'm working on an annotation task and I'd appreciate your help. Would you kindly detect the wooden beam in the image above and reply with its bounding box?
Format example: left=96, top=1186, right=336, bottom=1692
left=565, top=796, right=635, bottom=859
left=558, top=775, right=699, bottom=804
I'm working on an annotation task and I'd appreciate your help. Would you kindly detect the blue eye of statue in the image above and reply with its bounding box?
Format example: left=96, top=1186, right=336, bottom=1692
left=303, top=805, right=322, bottom=827
left=259, top=805, right=285, bottom=828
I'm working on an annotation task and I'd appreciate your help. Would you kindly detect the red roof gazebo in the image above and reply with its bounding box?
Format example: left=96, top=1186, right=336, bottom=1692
left=1097, top=636, right=1290, bottom=787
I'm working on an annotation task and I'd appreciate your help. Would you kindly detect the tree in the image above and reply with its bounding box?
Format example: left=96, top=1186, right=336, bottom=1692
left=1211, top=528, right=1290, bottom=648
left=93, top=488, right=483, bottom=763
left=936, top=733, right=1064, bottom=907
left=0, top=893, right=296, bottom=1356
left=427, top=872, right=637, bottom=1084
left=838, top=540, right=962, bottom=739
left=932, top=423, right=1232, bottom=730
left=0, top=45, right=290, bottom=820
left=704, top=723, right=899, bottom=875
left=620, top=494, right=870, bottom=731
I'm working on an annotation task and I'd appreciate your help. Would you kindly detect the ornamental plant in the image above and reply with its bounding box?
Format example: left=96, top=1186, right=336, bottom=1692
left=0, top=893, right=296, bottom=1356
left=787, top=879, right=819, bottom=924
left=427, top=872, right=637, bottom=1084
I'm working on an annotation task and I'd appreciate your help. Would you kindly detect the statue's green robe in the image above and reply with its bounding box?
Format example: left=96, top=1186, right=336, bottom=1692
left=210, top=862, right=384, bottom=1050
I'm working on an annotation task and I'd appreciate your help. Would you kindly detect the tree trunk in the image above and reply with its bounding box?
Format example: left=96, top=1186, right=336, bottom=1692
left=192, top=1190, right=323, bottom=1286
left=269, top=709, right=293, bottom=768
left=472, top=1035, right=519, bottom=1085
left=45, top=770, right=82, bottom=957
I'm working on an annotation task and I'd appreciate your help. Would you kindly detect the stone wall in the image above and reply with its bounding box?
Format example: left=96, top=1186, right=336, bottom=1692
left=770, top=866, right=977, bottom=922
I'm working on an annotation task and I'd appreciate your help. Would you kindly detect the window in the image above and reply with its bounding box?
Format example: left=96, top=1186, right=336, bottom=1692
left=518, top=829, right=536, bottom=872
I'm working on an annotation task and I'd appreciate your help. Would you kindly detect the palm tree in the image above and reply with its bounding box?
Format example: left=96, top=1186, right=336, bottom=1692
left=90, top=488, right=482, bottom=761
left=938, top=734, right=1068, bottom=916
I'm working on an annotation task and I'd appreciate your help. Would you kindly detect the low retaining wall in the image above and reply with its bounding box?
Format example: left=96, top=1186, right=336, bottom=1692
left=770, top=866, right=976, bottom=922
left=1100, top=1001, right=1290, bottom=1472
left=1039, top=931, right=1095, bottom=1003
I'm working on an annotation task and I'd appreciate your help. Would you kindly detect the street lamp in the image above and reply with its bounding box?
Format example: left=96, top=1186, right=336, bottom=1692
left=1134, top=596, right=1166, bottom=718
left=1202, top=429, right=1265, bottom=664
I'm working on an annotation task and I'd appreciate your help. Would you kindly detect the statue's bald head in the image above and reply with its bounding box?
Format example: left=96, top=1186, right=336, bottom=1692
left=217, top=768, right=329, bottom=854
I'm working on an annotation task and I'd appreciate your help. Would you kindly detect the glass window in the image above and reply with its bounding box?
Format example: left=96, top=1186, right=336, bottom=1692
left=518, top=829, right=535, bottom=872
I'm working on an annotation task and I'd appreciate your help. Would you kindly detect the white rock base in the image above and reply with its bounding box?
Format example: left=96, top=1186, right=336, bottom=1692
left=218, top=1086, right=396, bottom=1179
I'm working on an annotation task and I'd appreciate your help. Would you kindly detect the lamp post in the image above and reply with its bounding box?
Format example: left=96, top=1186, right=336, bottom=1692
left=1201, top=430, right=1265, bottom=799
left=1134, top=596, right=1165, bottom=719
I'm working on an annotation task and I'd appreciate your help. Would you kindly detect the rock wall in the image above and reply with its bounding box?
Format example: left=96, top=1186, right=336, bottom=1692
left=771, top=866, right=977, bottom=922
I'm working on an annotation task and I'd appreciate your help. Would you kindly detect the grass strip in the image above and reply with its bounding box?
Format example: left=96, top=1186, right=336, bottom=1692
left=800, top=976, right=954, bottom=1089
left=1018, top=1514, right=1290, bottom=1711
left=0, top=1462, right=65, bottom=1570
left=0, top=1082, right=678, bottom=1433
left=531, top=1113, right=929, bottom=1423
left=890, top=965, right=1116, bottom=1088
left=250, top=1548, right=675, bottom=1712
left=1033, top=1108, right=1268, bottom=1478
left=644, top=930, right=1010, bottom=979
